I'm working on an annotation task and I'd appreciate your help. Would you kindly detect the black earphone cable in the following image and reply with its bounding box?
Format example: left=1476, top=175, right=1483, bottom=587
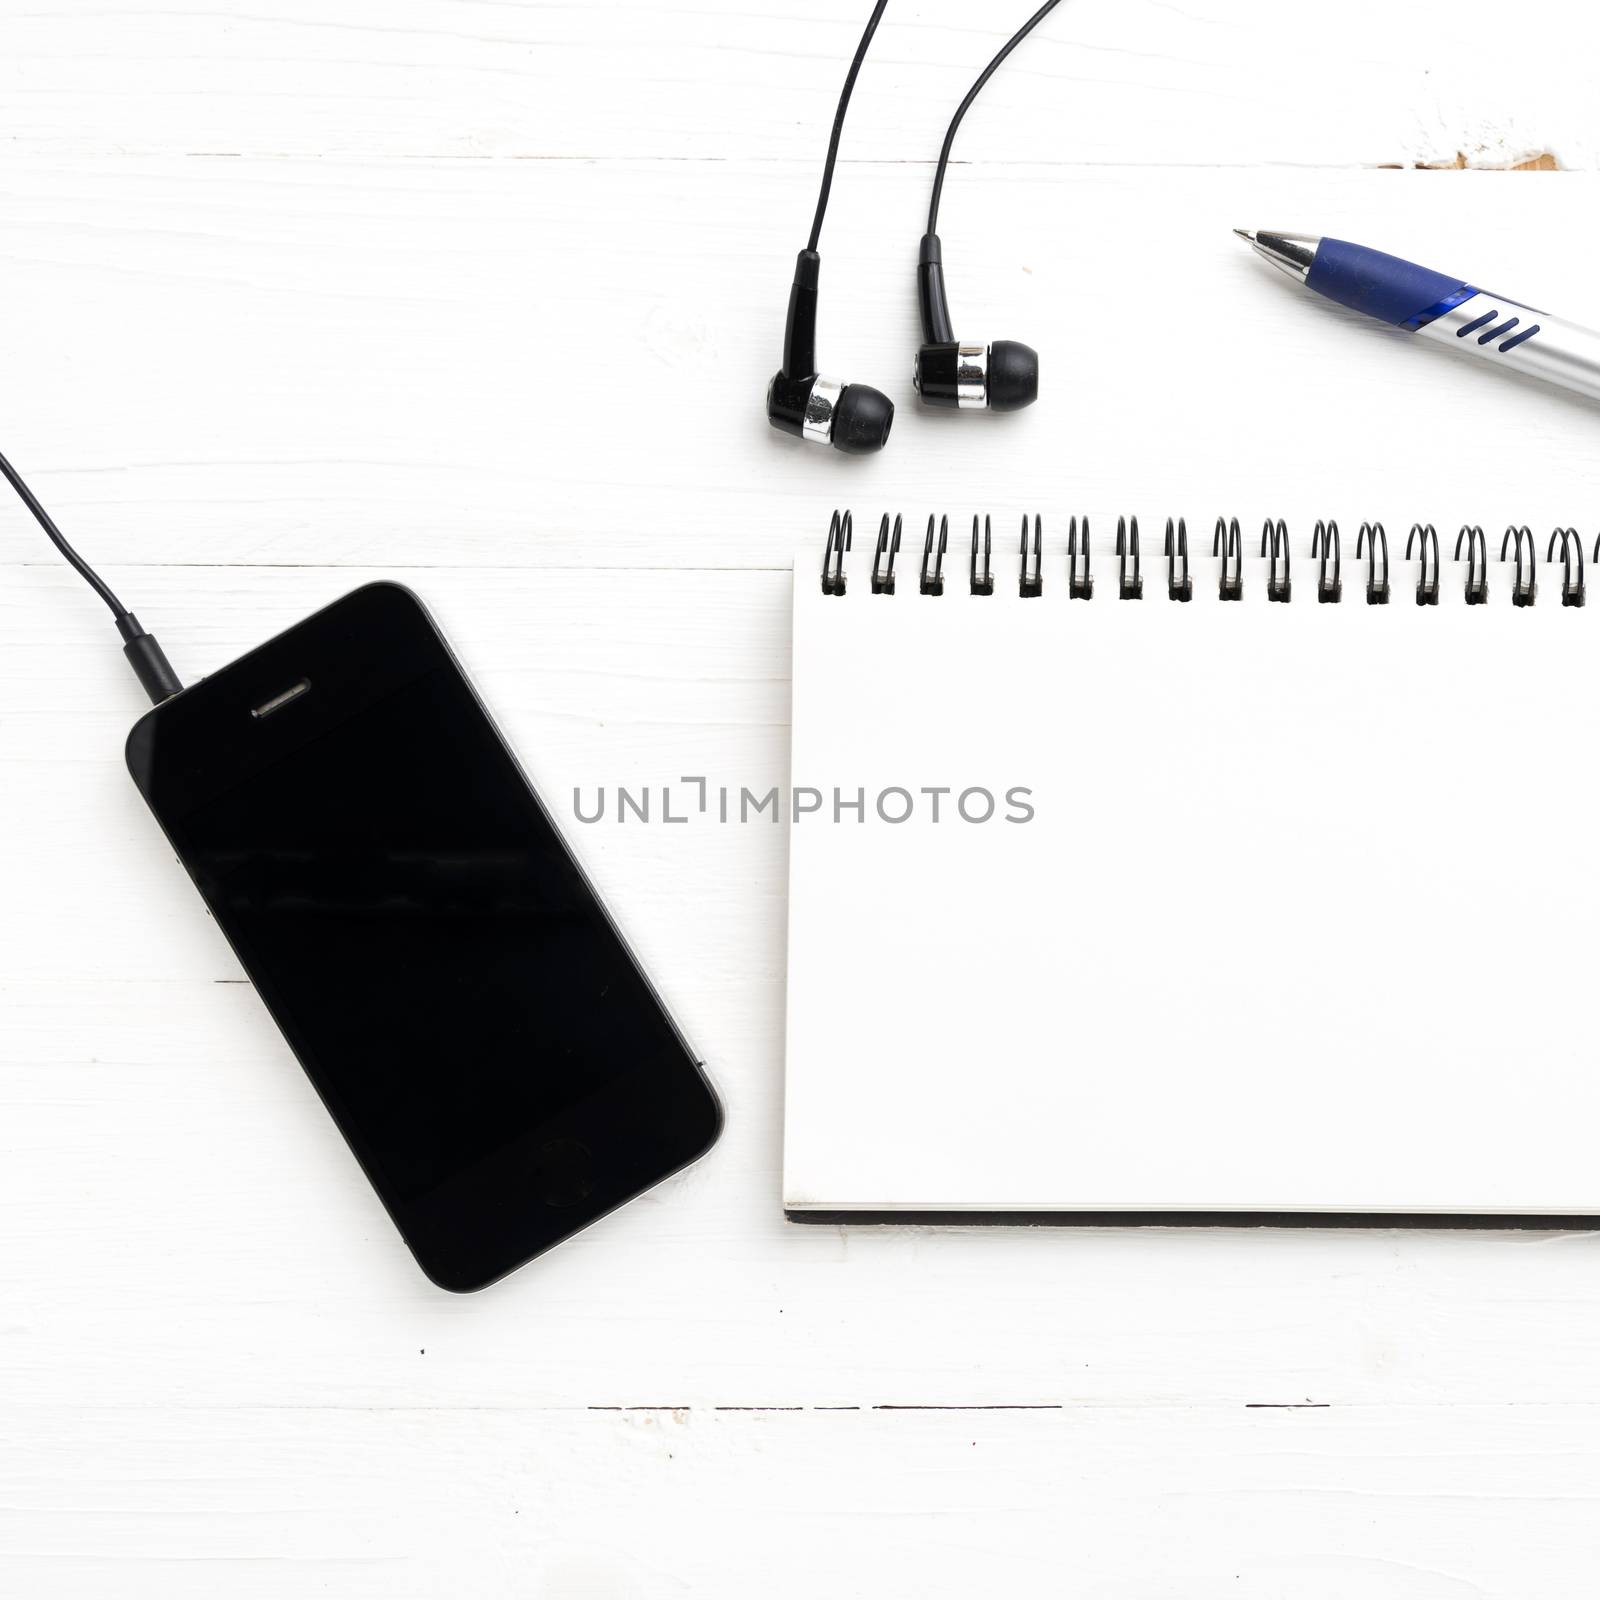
left=1, top=446, right=183, bottom=703
left=0, top=447, right=131, bottom=621
left=927, top=0, right=1063, bottom=237
left=807, top=0, right=890, bottom=254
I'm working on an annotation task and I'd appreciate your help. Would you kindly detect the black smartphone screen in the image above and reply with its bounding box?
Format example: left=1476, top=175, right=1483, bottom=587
left=126, top=583, right=720, bottom=1290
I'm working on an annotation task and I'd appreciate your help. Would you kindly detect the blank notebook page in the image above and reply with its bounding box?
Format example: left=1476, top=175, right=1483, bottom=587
left=783, top=547, right=1598, bottom=1218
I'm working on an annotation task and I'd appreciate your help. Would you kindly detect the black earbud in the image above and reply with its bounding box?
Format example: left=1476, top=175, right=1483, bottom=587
left=767, top=250, right=894, bottom=455
left=912, top=234, right=1038, bottom=413
left=767, top=0, right=1057, bottom=449
left=767, top=0, right=895, bottom=457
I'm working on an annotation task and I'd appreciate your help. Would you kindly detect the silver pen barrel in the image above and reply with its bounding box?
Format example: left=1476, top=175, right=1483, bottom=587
left=1415, top=292, right=1600, bottom=404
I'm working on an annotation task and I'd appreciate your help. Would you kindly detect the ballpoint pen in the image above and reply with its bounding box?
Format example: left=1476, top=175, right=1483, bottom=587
left=1235, top=228, right=1600, bottom=404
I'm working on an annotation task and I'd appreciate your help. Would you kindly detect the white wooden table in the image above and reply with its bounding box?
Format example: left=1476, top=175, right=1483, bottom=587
left=5, top=4, right=1600, bottom=1593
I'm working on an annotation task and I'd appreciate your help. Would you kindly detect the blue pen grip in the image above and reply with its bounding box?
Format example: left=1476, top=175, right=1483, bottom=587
left=1306, top=238, right=1471, bottom=328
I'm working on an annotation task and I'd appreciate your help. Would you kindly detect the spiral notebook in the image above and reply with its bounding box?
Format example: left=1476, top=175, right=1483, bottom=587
left=783, top=513, right=1600, bottom=1222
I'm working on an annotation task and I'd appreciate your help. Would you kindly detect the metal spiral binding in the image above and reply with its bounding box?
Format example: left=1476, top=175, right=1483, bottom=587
left=1548, top=528, right=1585, bottom=607
left=1311, top=519, right=1342, bottom=604
left=1165, top=517, right=1191, bottom=602
left=1407, top=523, right=1440, bottom=606
left=1261, top=517, right=1291, bottom=603
left=824, top=511, right=1600, bottom=606
left=921, top=515, right=948, bottom=596
left=1068, top=516, right=1093, bottom=599
left=1019, top=514, right=1042, bottom=598
left=1116, top=516, right=1143, bottom=599
left=1455, top=525, right=1489, bottom=605
left=1214, top=517, right=1242, bottom=601
left=871, top=513, right=901, bottom=594
left=1499, top=525, right=1536, bottom=607
left=1357, top=522, right=1390, bottom=605
left=822, top=509, right=851, bottom=595
left=971, top=515, right=994, bottom=596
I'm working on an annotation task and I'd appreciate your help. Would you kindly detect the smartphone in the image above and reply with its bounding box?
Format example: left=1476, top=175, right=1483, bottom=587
left=125, top=582, right=721, bottom=1291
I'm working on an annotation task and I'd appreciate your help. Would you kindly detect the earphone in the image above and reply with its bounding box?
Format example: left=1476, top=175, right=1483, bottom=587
left=914, top=234, right=1038, bottom=414
left=768, top=246, right=895, bottom=455
left=913, top=0, right=1060, bottom=415
left=767, top=2, right=1060, bottom=453
left=766, top=2, right=895, bottom=455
